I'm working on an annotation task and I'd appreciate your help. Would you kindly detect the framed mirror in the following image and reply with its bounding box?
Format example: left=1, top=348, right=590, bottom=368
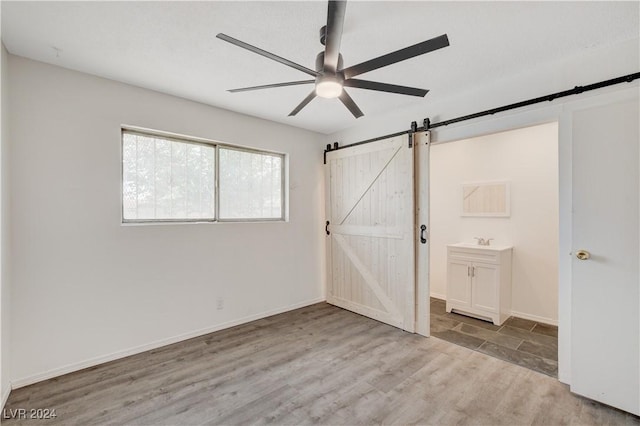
left=461, top=181, right=510, bottom=217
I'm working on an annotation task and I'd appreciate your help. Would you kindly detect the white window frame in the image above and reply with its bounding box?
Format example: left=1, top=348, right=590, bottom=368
left=121, top=127, right=287, bottom=224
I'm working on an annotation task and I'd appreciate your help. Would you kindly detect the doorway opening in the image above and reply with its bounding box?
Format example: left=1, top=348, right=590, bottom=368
left=427, top=122, right=559, bottom=377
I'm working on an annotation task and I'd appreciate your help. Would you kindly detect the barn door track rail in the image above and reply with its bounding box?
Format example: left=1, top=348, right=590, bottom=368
left=323, top=71, right=640, bottom=163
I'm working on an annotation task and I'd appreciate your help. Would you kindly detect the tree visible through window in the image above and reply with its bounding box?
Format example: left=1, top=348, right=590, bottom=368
left=122, top=130, right=285, bottom=222
left=219, top=148, right=283, bottom=220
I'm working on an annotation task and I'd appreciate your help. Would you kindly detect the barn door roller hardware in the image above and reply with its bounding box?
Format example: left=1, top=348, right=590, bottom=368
left=324, top=120, right=424, bottom=163
left=408, top=121, right=417, bottom=148
left=324, top=142, right=340, bottom=164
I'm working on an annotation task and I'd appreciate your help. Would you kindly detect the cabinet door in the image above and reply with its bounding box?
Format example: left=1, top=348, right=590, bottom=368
left=471, top=263, right=499, bottom=313
left=447, top=260, right=471, bottom=307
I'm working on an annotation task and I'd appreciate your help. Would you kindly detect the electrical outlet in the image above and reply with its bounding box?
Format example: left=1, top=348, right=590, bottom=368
left=216, top=297, right=224, bottom=310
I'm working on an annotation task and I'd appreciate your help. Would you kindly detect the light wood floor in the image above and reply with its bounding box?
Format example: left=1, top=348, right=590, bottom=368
left=4, top=303, right=638, bottom=425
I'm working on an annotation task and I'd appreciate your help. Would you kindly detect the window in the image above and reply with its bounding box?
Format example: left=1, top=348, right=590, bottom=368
left=219, top=147, right=283, bottom=220
left=122, top=129, right=285, bottom=223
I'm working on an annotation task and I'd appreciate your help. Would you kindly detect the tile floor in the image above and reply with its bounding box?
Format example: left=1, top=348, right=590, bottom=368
left=430, top=297, right=558, bottom=377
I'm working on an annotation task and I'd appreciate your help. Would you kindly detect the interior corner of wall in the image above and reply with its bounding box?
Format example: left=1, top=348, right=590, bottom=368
left=1, top=381, right=10, bottom=410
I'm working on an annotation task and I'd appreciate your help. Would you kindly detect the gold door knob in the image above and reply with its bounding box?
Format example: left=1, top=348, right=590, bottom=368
left=576, top=250, right=591, bottom=260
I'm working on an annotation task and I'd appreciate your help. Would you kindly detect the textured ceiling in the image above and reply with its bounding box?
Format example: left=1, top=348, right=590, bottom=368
left=2, top=1, right=639, bottom=134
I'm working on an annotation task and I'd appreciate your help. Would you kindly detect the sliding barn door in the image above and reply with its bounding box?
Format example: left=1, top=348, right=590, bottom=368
left=325, top=135, right=415, bottom=332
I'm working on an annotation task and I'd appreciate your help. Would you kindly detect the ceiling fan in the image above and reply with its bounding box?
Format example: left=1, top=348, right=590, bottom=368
left=216, top=0, right=449, bottom=118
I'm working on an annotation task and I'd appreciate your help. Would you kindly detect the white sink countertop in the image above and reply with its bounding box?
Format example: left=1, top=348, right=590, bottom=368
left=448, top=242, right=513, bottom=251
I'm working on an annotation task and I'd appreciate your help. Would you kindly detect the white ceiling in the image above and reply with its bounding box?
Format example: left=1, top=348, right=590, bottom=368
left=2, top=1, right=638, bottom=134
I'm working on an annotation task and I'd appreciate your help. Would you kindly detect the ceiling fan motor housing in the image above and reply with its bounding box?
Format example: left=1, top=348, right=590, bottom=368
left=315, top=51, right=344, bottom=76
left=315, top=51, right=345, bottom=97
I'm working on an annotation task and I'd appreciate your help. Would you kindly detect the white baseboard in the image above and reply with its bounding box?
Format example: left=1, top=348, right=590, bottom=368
left=1, top=382, right=10, bottom=410
left=429, top=292, right=446, bottom=301
left=11, top=297, right=325, bottom=389
left=510, top=309, right=558, bottom=326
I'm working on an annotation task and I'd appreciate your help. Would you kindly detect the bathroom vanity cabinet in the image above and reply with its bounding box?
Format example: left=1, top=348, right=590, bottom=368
left=446, top=243, right=513, bottom=325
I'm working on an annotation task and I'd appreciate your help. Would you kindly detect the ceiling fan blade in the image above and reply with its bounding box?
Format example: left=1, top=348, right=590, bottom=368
left=288, top=90, right=317, bottom=116
left=342, top=34, right=450, bottom=79
left=229, top=80, right=315, bottom=93
left=344, top=79, right=428, bottom=97
left=324, top=0, right=347, bottom=73
left=217, top=33, right=319, bottom=77
left=338, top=90, right=364, bottom=118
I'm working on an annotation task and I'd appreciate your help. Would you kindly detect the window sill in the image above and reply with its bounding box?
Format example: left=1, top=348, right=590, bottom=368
left=121, top=219, right=288, bottom=226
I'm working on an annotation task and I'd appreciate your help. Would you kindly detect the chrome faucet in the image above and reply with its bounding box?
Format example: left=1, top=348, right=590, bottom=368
left=474, top=237, right=494, bottom=246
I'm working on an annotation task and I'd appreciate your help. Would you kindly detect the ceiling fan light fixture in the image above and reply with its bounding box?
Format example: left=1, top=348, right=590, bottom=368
left=316, top=77, right=343, bottom=98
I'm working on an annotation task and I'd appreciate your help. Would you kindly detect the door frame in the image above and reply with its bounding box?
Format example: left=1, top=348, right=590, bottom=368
left=415, top=132, right=430, bottom=336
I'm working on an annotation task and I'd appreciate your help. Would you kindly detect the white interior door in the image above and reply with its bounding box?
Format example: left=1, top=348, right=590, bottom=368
left=571, top=96, right=640, bottom=415
left=325, top=135, right=415, bottom=332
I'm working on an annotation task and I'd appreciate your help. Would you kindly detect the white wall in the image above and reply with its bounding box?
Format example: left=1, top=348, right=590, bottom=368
left=1, top=42, right=11, bottom=406
left=8, top=55, right=326, bottom=386
left=429, top=123, right=559, bottom=324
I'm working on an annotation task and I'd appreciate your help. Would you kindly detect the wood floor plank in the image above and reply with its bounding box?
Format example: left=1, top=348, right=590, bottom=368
left=4, top=303, right=637, bottom=425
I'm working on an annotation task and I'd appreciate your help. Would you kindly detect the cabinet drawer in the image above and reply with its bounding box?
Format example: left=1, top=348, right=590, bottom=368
left=447, top=248, right=500, bottom=264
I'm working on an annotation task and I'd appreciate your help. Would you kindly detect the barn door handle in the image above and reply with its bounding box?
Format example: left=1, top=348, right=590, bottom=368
left=420, top=225, right=427, bottom=244
left=326, top=221, right=330, bottom=235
